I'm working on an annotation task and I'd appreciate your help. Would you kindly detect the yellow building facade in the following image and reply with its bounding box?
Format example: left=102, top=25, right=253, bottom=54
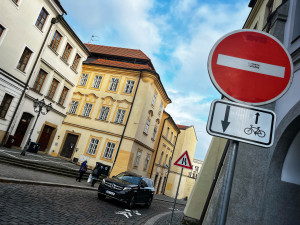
left=148, top=111, right=180, bottom=194
left=51, top=44, right=171, bottom=176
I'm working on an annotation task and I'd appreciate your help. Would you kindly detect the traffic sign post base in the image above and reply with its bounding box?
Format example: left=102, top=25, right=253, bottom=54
left=216, top=140, right=239, bottom=225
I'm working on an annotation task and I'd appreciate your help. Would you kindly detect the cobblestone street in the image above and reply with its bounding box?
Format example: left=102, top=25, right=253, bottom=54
left=0, top=183, right=184, bottom=225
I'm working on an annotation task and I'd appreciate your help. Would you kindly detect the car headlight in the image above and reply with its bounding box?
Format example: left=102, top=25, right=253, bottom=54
left=101, top=179, right=105, bottom=185
left=123, top=187, right=132, bottom=191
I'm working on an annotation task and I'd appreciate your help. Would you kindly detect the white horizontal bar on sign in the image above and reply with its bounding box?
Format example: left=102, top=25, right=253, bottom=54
left=216, top=54, right=285, bottom=78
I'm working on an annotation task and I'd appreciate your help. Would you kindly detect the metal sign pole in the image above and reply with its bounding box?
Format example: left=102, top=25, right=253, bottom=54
left=170, top=167, right=183, bottom=225
left=216, top=140, right=239, bottom=225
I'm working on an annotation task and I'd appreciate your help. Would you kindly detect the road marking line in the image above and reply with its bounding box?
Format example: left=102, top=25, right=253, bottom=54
left=217, top=54, right=285, bottom=78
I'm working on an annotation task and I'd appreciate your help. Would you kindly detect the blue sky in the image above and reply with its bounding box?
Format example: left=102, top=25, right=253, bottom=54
left=61, top=0, right=251, bottom=160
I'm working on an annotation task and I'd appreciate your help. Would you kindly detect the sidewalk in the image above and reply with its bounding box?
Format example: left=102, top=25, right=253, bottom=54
left=0, top=147, right=186, bottom=224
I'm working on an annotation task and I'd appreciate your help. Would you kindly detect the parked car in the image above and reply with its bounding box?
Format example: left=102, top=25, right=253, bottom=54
left=98, top=171, right=155, bottom=209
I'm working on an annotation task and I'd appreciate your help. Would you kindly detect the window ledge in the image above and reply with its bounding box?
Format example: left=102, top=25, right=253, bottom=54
left=66, top=112, right=77, bottom=116
left=151, top=138, right=155, bottom=142
left=111, top=122, right=124, bottom=126
left=70, top=66, right=78, bottom=74
left=29, top=88, right=43, bottom=96
left=60, top=57, right=69, bottom=66
left=45, top=96, right=55, bottom=103
left=78, top=115, right=92, bottom=119
left=95, top=119, right=109, bottom=123
left=56, top=103, right=65, bottom=109
left=48, top=45, right=59, bottom=56
left=143, top=132, right=148, bottom=136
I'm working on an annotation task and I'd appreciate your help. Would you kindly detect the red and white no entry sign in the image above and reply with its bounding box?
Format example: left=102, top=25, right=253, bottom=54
left=208, top=29, right=293, bottom=105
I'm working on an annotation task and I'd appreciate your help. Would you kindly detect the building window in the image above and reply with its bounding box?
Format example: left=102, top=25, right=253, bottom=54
left=58, top=87, right=69, bottom=105
left=33, top=69, right=47, bottom=92
left=68, top=100, right=79, bottom=114
left=71, top=54, right=81, bottom=71
left=78, top=73, right=89, bottom=86
left=0, top=94, right=13, bottom=119
left=50, top=31, right=62, bottom=52
left=170, top=132, right=173, bottom=142
left=144, top=119, right=150, bottom=134
left=114, top=109, right=126, bottom=124
left=166, top=127, right=170, bottom=138
left=134, top=151, right=142, bottom=167
left=62, top=43, right=72, bottom=62
left=159, top=151, right=164, bottom=165
left=47, top=79, right=59, bottom=99
left=164, top=154, right=168, bottom=165
left=158, top=102, right=163, bottom=115
left=99, top=106, right=110, bottom=121
left=152, top=126, right=157, bottom=140
left=0, top=24, right=5, bottom=37
left=108, top=78, right=119, bottom=91
left=82, top=103, right=93, bottom=117
left=35, top=7, right=48, bottom=31
left=103, top=142, right=116, bottom=159
left=123, top=80, right=135, bottom=94
left=17, top=47, right=33, bottom=72
left=144, top=155, right=151, bottom=170
left=86, top=138, right=100, bottom=155
left=152, top=91, right=157, bottom=106
left=92, top=75, right=102, bottom=89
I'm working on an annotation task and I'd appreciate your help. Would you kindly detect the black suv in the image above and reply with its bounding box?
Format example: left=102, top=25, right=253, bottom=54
left=98, top=171, right=155, bottom=209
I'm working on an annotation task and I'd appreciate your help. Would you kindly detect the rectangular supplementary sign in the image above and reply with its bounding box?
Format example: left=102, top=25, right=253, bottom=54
left=206, top=99, right=276, bottom=147
left=217, top=54, right=285, bottom=78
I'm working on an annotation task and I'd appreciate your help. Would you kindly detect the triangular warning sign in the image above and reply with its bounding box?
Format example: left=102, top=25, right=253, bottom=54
left=174, top=150, right=193, bottom=170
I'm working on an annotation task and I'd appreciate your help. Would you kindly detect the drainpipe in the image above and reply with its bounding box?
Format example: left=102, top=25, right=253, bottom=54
left=162, top=128, right=180, bottom=194
left=111, top=71, right=142, bottom=172
left=1, top=16, right=60, bottom=146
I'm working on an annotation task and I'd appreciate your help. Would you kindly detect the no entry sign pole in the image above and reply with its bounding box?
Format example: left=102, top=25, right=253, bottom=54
left=216, top=141, right=239, bottom=225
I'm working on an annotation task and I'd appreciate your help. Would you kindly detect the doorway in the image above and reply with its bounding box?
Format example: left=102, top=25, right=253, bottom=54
left=60, top=133, right=79, bottom=158
left=13, top=113, right=33, bottom=146
left=38, top=125, right=55, bottom=152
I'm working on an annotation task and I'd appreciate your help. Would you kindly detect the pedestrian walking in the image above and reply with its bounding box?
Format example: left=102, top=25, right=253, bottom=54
left=76, top=160, right=87, bottom=182
left=91, top=162, right=101, bottom=187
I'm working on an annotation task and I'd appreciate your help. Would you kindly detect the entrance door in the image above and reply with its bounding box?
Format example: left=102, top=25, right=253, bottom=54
left=38, top=125, right=55, bottom=152
left=13, top=113, right=33, bottom=146
left=60, top=133, right=78, bottom=158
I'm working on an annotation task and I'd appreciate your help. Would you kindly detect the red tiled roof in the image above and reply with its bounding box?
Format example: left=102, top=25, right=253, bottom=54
left=88, top=58, right=154, bottom=71
left=85, top=44, right=150, bottom=60
left=177, top=124, right=190, bottom=130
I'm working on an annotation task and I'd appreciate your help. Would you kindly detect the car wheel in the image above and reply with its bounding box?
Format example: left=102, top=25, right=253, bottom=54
left=127, top=196, right=135, bottom=209
left=145, top=196, right=152, bottom=208
left=98, top=193, right=105, bottom=200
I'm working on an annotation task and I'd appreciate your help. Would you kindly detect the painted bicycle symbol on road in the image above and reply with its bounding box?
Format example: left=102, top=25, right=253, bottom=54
left=244, top=125, right=266, bottom=138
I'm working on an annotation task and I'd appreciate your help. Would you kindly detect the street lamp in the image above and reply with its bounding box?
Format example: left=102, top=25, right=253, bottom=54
left=20, top=98, right=52, bottom=156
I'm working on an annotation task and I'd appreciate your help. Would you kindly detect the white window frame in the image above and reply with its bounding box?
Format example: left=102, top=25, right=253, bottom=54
left=92, top=75, right=102, bottom=89
left=134, top=151, right=142, bottom=167
left=114, top=109, right=126, bottom=124
left=82, top=103, right=93, bottom=117
left=108, top=78, right=119, bottom=91
left=123, top=80, right=135, bottom=94
left=158, top=102, right=163, bottom=115
left=79, top=73, right=89, bottom=86
left=99, top=106, right=110, bottom=121
left=144, top=119, right=150, bottom=134
left=103, top=142, right=116, bottom=159
left=68, top=100, right=79, bottom=114
left=86, top=138, right=100, bottom=155
left=144, top=155, right=151, bottom=170
left=151, top=91, right=157, bottom=106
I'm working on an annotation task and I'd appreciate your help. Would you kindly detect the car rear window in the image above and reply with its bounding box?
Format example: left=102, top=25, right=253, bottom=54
left=117, top=174, right=141, bottom=185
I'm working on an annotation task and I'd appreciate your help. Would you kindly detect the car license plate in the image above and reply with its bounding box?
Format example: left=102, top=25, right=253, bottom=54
left=106, top=190, right=115, bottom=196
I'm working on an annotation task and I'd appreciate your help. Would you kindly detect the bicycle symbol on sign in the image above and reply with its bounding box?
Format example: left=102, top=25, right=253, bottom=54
left=244, top=125, right=266, bottom=138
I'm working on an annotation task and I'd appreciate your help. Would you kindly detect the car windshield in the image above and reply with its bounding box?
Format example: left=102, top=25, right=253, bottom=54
left=116, top=173, right=141, bottom=185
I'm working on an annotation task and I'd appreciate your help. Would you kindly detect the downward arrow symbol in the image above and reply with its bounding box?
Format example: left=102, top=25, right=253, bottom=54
left=221, top=105, right=231, bottom=132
